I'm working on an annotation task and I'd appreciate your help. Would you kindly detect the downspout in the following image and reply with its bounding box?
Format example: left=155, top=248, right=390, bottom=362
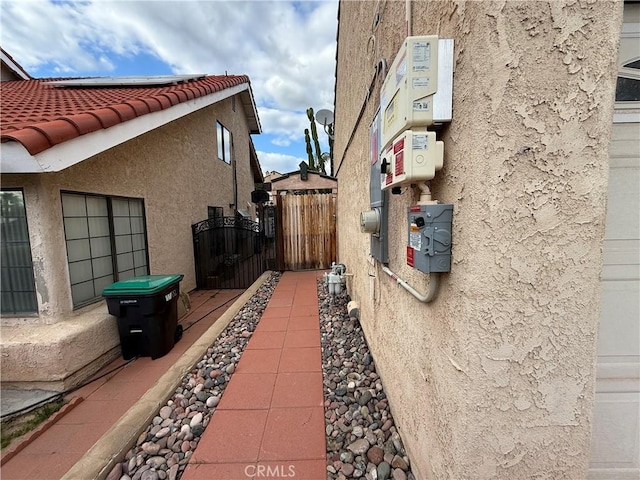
left=381, top=265, right=440, bottom=303
left=406, top=0, right=412, bottom=36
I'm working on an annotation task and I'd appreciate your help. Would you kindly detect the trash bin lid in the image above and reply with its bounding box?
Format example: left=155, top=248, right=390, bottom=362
left=102, top=274, right=184, bottom=297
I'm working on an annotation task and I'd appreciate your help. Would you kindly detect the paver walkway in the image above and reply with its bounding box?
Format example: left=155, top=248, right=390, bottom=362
left=0, top=288, right=244, bottom=480
left=182, top=271, right=327, bottom=480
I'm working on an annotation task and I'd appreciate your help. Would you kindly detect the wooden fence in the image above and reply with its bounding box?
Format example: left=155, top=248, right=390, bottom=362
left=278, top=193, right=336, bottom=270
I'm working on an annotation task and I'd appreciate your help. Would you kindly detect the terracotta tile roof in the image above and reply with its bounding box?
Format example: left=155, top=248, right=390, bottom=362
left=1, top=75, right=249, bottom=155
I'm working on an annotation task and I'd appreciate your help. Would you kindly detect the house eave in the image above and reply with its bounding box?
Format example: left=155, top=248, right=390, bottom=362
left=1, top=83, right=252, bottom=173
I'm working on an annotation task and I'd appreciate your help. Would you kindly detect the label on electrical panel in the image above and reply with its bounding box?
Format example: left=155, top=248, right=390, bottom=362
left=395, top=151, right=404, bottom=176
left=396, top=53, right=407, bottom=85
left=412, top=134, right=428, bottom=150
left=413, top=100, right=430, bottom=111
left=385, top=97, right=396, bottom=128
left=412, top=77, right=430, bottom=88
left=406, top=246, right=415, bottom=267
left=412, top=42, right=431, bottom=72
left=409, top=223, right=422, bottom=250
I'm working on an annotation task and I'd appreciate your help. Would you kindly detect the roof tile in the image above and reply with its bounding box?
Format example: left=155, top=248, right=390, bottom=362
left=1, top=75, right=249, bottom=155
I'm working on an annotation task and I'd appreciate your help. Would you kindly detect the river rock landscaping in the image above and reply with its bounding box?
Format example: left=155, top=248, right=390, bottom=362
left=318, top=281, right=415, bottom=480
left=108, top=271, right=415, bottom=480
left=108, top=272, right=280, bottom=480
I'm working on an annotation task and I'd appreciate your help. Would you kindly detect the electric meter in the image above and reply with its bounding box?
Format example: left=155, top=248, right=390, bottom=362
left=381, top=130, right=443, bottom=190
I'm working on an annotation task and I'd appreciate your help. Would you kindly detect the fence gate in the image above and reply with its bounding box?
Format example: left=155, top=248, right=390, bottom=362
left=278, top=193, right=336, bottom=270
left=192, top=216, right=273, bottom=289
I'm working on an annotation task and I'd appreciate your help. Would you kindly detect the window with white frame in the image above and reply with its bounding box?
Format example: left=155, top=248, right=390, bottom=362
left=216, top=121, right=232, bottom=163
left=61, top=193, right=149, bottom=308
left=1, top=189, right=38, bottom=315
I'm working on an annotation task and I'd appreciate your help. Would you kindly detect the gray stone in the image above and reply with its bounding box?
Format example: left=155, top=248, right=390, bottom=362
left=392, top=469, right=407, bottom=480
left=206, top=396, right=220, bottom=408
left=336, top=387, right=347, bottom=396
left=196, top=391, right=209, bottom=402
left=146, top=456, right=166, bottom=468
left=191, top=424, right=205, bottom=437
left=359, top=391, right=373, bottom=406
left=189, top=413, right=203, bottom=427
left=347, top=438, right=371, bottom=455
left=167, top=465, right=179, bottom=480
left=141, top=442, right=161, bottom=455
left=341, top=463, right=355, bottom=476
left=391, top=432, right=404, bottom=455
left=159, top=406, right=173, bottom=420
left=155, top=427, right=171, bottom=439
left=377, top=462, right=391, bottom=480
left=140, top=471, right=159, bottom=480
left=340, top=451, right=354, bottom=464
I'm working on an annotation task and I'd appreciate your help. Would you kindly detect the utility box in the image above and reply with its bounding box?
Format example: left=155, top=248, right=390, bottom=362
left=407, top=204, right=453, bottom=273
left=362, top=108, right=389, bottom=264
left=380, top=36, right=454, bottom=150
left=103, top=274, right=184, bottom=360
left=381, top=129, right=444, bottom=190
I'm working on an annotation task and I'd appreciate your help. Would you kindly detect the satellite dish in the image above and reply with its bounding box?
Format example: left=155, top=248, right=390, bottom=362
left=315, top=109, right=334, bottom=126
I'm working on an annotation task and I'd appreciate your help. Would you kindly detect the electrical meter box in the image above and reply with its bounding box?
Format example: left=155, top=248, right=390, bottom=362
left=380, top=36, right=454, bottom=150
left=363, top=108, right=389, bottom=263
left=381, top=130, right=444, bottom=190
left=407, top=204, right=453, bottom=273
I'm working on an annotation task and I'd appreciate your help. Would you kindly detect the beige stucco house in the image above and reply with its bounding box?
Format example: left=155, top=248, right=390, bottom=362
left=334, top=1, right=638, bottom=479
left=0, top=50, right=263, bottom=391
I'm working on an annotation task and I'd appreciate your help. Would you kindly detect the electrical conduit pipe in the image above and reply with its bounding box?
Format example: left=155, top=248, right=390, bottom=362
left=381, top=265, right=441, bottom=303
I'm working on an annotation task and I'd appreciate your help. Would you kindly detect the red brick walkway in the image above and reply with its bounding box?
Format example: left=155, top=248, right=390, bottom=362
left=182, top=271, right=327, bottom=480
left=0, top=288, right=244, bottom=480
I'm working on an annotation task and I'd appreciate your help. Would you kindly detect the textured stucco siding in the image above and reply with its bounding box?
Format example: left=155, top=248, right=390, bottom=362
left=2, top=96, right=255, bottom=323
left=334, top=1, right=622, bottom=479
left=1, top=96, right=257, bottom=385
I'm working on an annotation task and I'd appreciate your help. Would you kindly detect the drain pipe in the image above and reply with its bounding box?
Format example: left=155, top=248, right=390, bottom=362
left=381, top=265, right=440, bottom=303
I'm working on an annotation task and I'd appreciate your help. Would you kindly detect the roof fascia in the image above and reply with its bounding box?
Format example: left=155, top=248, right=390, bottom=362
left=240, top=85, right=262, bottom=134
left=249, top=136, right=264, bottom=183
left=1, top=83, right=249, bottom=173
left=1, top=49, right=31, bottom=80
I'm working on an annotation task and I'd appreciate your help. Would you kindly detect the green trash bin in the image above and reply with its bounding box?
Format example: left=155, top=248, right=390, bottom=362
left=103, top=274, right=184, bottom=360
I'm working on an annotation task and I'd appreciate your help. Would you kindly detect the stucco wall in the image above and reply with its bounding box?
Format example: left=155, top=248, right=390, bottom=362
left=334, top=1, right=622, bottom=479
left=2, top=95, right=255, bottom=323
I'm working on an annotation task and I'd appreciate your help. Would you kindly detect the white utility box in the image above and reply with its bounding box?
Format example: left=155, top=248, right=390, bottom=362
left=381, top=130, right=443, bottom=190
left=380, top=36, right=454, bottom=150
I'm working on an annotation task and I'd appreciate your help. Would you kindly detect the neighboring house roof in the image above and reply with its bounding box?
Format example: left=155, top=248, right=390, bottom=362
left=271, top=169, right=336, bottom=183
left=1, top=73, right=262, bottom=173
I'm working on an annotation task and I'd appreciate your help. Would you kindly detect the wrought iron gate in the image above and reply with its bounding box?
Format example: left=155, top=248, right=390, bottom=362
left=192, top=215, right=275, bottom=289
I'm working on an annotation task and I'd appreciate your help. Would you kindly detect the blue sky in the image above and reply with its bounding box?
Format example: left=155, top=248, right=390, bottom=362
left=0, top=0, right=338, bottom=175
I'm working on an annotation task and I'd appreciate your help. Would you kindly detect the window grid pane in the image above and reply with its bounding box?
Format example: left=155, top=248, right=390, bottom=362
left=0, top=190, right=38, bottom=315
left=63, top=193, right=148, bottom=308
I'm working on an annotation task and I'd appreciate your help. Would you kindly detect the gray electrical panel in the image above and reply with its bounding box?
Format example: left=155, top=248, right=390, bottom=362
left=406, top=204, right=453, bottom=273
left=367, top=109, right=389, bottom=264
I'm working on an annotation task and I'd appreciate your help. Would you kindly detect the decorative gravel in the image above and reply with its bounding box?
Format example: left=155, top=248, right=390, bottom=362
left=319, top=280, right=415, bottom=480
left=107, top=271, right=415, bottom=480
left=107, top=272, right=281, bottom=480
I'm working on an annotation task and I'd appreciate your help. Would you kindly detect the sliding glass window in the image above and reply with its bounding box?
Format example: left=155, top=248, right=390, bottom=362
left=1, top=190, right=38, bottom=315
left=62, top=193, right=149, bottom=308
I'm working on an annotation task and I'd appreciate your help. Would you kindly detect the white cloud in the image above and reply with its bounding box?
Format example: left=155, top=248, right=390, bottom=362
left=0, top=0, right=338, bottom=154
left=257, top=151, right=306, bottom=175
